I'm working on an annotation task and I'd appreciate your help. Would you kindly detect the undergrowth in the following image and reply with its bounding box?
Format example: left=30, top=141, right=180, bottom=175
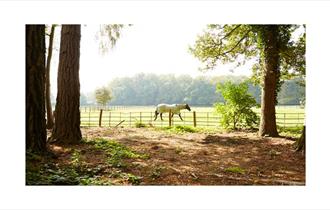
left=86, top=138, right=149, bottom=168
left=26, top=138, right=149, bottom=185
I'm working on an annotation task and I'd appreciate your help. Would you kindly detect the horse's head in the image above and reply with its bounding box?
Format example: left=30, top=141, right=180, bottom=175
left=185, top=104, right=191, bottom=111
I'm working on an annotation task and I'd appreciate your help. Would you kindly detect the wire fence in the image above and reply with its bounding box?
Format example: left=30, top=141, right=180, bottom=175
left=80, top=110, right=305, bottom=128
left=79, top=105, right=129, bottom=112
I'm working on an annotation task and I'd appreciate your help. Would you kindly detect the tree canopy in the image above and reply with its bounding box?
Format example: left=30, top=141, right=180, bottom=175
left=189, top=24, right=305, bottom=78
left=95, top=86, right=112, bottom=106
left=97, top=73, right=304, bottom=106
left=189, top=24, right=305, bottom=137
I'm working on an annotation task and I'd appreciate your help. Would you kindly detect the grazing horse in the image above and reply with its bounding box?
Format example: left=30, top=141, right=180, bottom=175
left=154, top=103, right=191, bottom=121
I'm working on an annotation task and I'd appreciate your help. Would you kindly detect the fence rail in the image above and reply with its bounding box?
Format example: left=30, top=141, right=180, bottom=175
left=79, top=105, right=129, bottom=112
left=80, top=110, right=305, bottom=128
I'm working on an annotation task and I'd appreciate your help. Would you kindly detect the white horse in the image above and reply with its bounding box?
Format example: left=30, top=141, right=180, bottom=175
left=154, top=103, right=191, bottom=121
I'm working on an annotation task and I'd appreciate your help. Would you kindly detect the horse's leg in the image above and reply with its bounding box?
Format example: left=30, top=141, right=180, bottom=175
left=160, top=113, right=163, bottom=121
left=178, top=113, right=184, bottom=121
left=154, top=111, right=159, bottom=121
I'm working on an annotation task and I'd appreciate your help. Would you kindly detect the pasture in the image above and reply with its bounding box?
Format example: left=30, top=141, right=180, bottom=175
left=80, top=105, right=305, bottom=129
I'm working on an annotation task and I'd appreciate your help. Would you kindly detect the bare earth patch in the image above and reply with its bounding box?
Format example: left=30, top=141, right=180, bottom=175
left=55, top=127, right=305, bottom=185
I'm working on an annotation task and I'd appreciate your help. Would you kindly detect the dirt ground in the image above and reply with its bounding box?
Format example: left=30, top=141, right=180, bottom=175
left=46, top=127, right=305, bottom=185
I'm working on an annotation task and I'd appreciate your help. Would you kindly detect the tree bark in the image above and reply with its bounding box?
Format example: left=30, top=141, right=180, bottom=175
left=295, top=126, right=305, bottom=153
left=45, top=25, right=56, bottom=129
left=259, top=25, right=280, bottom=137
left=51, top=25, right=82, bottom=144
left=26, top=25, right=47, bottom=153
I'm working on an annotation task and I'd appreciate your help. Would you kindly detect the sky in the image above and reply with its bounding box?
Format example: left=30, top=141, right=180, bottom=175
left=49, top=24, right=254, bottom=95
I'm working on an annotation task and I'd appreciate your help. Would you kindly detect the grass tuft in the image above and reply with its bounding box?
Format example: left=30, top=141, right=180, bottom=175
left=224, top=166, right=245, bottom=174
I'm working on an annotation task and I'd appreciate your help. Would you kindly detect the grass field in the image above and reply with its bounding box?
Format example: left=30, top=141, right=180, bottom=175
left=80, top=105, right=305, bottom=128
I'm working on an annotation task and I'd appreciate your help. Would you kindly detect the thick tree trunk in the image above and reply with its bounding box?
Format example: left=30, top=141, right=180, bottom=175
left=295, top=126, right=305, bottom=153
left=26, top=25, right=47, bottom=153
left=45, top=25, right=56, bottom=129
left=51, top=25, right=82, bottom=144
left=259, top=25, right=280, bottom=137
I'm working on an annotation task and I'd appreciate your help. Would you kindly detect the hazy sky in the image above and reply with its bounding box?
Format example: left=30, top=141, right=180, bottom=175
left=49, top=24, right=253, bottom=94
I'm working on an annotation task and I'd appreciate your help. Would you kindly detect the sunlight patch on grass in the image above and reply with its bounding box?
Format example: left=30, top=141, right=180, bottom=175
left=156, top=125, right=221, bottom=134
left=85, top=138, right=149, bottom=168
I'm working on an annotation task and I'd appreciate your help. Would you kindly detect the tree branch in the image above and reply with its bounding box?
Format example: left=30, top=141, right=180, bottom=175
left=221, top=25, right=241, bottom=41
left=220, top=30, right=252, bottom=56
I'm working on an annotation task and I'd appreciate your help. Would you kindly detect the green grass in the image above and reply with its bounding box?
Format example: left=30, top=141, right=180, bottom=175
left=224, top=166, right=245, bottom=174
left=278, top=125, right=304, bottom=138
left=160, top=125, right=197, bottom=133
left=86, top=138, right=149, bottom=168
left=80, top=106, right=305, bottom=128
left=156, top=125, right=222, bottom=134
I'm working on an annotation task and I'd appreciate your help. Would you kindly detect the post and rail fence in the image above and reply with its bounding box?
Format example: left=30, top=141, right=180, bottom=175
left=80, top=109, right=305, bottom=128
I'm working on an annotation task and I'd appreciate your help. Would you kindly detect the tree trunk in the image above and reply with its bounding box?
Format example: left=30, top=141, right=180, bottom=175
left=45, top=25, right=56, bottom=129
left=51, top=25, right=82, bottom=144
left=295, top=126, right=305, bottom=153
left=259, top=25, right=280, bottom=137
left=26, top=25, right=47, bottom=153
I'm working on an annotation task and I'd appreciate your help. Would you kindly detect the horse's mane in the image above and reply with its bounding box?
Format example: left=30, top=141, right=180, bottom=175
left=175, top=104, right=187, bottom=109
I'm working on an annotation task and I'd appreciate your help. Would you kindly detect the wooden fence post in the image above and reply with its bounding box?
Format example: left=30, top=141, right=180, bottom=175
left=169, top=110, right=172, bottom=127
left=193, top=111, right=196, bottom=127
left=99, top=109, right=103, bottom=127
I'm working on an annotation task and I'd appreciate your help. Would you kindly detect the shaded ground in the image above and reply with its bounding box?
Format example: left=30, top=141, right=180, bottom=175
left=26, top=127, right=305, bottom=185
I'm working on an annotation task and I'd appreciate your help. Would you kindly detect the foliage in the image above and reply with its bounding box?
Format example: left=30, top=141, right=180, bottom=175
left=150, top=166, right=165, bottom=180
left=189, top=24, right=305, bottom=79
left=95, top=86, right=112, bottom=106
left=70, top=149, right=81, bottom=167
left=190, top=25, right=305, bottom=108
left=126, top=173, right=142, bottom=185
left=214, top=81, right=259, bottom=130
left=26, top=138, right=148, bottom=185
left=104, top=73, right=304, bottom=106
left=95, top=24, right=126, bottom=54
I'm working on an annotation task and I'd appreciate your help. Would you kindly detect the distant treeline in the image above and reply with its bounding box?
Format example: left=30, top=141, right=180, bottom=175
left=80, top=73, right=305, bottom=106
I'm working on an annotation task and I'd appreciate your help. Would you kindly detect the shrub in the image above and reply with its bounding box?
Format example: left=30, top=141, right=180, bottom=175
left=215, top=81, right=259, bottom=130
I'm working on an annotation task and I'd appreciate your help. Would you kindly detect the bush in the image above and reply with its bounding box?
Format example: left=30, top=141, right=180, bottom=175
left=215, top=81, right=259, bottom=130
